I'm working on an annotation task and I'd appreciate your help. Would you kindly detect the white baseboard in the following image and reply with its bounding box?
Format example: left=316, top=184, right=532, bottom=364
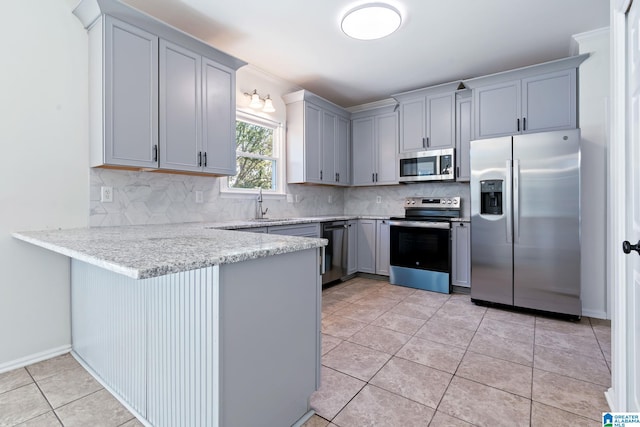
left=583, top=308, right=609, bottom=319
left=0, top=345, right=72, bottom=374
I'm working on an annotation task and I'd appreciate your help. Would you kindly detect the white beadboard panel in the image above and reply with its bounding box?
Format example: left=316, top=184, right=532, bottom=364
left=146, top=266, right=219, bottom=427
left=71, top=260, right=221, bottom=426
left=71, top=260, right=147, bottom=417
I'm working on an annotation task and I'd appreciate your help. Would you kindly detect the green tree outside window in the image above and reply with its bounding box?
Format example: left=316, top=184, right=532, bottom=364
left=229, top=120, right=277, bottom=190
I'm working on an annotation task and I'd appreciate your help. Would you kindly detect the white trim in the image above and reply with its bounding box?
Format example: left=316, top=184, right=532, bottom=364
left=607, top=0, right=631, bottom=412
left=582, top=309, right=609, bottom=320
left=0, top=345, right=72, bottom=374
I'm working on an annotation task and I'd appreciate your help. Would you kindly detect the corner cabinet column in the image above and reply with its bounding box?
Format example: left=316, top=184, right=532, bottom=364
left=283, top=90, right=351, bottom=185
left=159, top=40, right=202, bottom=172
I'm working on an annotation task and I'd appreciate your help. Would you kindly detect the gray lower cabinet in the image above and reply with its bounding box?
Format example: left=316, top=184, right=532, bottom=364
left=375, top=219, right=390, bottom=276
left=347, top=220, right=358, bottom=275
left=455, top=90, right=472, bottom=182
left=357, top=219, right=376, bottom=274
left=356, top=219, right=390, bottom=276
left=267, top=223, right=321, bottom=237
left=452, top=221, right=471, bottom=288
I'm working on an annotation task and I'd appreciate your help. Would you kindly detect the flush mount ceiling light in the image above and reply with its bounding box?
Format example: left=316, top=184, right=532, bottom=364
left=341, top=3, right=402, bottom=40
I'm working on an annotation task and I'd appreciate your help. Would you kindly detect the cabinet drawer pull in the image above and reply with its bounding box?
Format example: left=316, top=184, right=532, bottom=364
left=422, top=137, right=426, bottom=148
left=198, top=151, right=202, bottom=167
left=456, top=166, right=460, bottom=178
left=153, top=145, right=158, bottom=162
left=523, top=117, right=527, bottom=131
left=375, top=172, right=378, bottom=182
left=517, top=118, right=520, bottom=132
left=426, top=137, right=430, bottom=148
left=203, top=152, right=207, bottom=167
left=372, top=173, right=375, bottom=183
left=320, top=170, right=323, bottom=180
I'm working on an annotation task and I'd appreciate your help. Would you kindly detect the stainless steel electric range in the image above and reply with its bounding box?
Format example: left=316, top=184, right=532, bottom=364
left=389, top=197, right=461, bottom=294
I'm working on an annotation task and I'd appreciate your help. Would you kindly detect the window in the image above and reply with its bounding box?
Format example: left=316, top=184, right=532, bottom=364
left=222, top=111, right=284, bottom=195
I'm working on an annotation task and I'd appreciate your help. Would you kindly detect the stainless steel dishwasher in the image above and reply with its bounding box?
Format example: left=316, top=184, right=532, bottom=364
left=321, top=221, right=348, bottom=285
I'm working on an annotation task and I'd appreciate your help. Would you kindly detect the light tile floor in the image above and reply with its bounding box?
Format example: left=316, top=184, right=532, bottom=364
left=0, top=277, right=611, bottom=427
left=309, top=277, right=611, bottom=427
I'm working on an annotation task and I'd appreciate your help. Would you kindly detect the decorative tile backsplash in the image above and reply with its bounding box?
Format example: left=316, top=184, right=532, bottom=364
left=90, top=168, right=470, bottom=226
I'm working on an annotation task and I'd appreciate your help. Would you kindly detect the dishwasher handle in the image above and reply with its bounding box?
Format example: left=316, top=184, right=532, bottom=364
left=323, top=224, right=348, bottom=231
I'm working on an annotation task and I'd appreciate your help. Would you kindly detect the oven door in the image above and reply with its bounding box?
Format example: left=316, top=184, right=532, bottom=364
left=389, top=221, right=451, bottom=293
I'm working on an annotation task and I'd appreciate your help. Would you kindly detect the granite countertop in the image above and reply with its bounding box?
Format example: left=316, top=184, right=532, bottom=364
left=207, top=215, right=391, bottom=230
left=13, top=223, right=327, bottom=280
left=12, top=215, right=397, bottom=280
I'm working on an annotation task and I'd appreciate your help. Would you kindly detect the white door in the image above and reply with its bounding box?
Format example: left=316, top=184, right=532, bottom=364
left=624, top=0, right=640, bottom=411
left=610, top=0, right=640, bottom=413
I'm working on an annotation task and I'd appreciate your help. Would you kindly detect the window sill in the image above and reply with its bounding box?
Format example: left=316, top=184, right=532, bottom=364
left=219, top=190, right=286, bottom=200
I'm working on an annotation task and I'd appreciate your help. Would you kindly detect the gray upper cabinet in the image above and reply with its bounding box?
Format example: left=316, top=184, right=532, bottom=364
left=394, top=82, right=458, bottom=153
left=102, top=17, right=158, bottom=168
left=74, top=0, right=245, bottom=174
left=336, top=116, right=350, bottom=185
left=455, top=90, right=472, bottom=182
left=351, top=104, right=398, bottom=186
left=159, top=41, right=236, bottom=174
left=465, top=55, right=589, bottom=140
left=159, top=40, right=201, bottom=172
left=284, top=90, right=351, bottom=186
left=202, top=58, right=235, bottom=175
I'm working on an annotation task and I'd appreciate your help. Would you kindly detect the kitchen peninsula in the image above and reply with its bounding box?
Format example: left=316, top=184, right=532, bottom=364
left=13, top=223, right=326, bottom=427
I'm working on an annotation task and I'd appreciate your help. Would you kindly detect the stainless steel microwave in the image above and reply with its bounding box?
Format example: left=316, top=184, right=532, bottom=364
left=398, top=148, right=455, bottom=182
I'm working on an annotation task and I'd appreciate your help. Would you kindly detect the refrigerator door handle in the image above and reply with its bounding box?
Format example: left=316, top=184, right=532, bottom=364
left=505, top=159, right=513, bottom=244
left=513, top=159, right=520, bottom=243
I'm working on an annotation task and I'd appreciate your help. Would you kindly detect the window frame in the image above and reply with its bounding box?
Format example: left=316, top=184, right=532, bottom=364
left=221, top=111, right=286, bottom=197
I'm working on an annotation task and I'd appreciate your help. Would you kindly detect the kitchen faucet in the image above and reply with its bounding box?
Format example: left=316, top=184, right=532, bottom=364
left=256, top=188, right=268, bottom=219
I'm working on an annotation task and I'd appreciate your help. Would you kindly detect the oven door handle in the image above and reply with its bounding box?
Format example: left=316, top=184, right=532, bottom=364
left=389, top=220, right=450, bottom=229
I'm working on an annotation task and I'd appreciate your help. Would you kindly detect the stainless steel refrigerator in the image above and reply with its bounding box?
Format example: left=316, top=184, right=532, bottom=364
left=470, top=129, right=581, bottom=317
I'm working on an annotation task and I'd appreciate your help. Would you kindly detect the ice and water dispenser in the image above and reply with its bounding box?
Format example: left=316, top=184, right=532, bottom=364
left=480, top=180, right=503, bottom=215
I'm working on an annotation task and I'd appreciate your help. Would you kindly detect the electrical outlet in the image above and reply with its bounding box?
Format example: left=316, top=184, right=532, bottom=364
left=376, top=196, right=382, bottom=204
left=195, top=190, right=204, bottom=204
left=101, top=186, right=113, bottom=203
left=328, top=195, right=333, bottom=204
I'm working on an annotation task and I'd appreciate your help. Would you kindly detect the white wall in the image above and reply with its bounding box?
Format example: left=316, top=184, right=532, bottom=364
left=0, top=0, right=89, bottom=369
left=573, top=28, right=610, bottom=319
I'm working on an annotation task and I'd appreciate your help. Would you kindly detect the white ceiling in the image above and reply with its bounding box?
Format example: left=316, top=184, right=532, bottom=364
left=122, top=0, right=609, bottom=108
